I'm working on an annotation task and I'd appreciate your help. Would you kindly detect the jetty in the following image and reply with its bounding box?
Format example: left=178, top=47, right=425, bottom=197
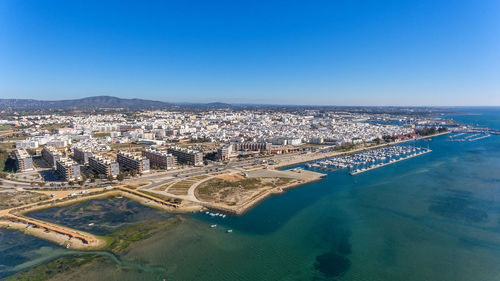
left=5, top=213, right=97, bottom=244
left=349, top=148, right=431, bottom=175
left=449, top=132, right=491, bottom=142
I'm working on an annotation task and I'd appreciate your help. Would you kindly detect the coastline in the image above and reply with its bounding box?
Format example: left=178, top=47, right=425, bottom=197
left=199, top=131, right=448, bottom=215
left=199, top=170, right=326, bottom=215
left=0, top=188, right=182, bottom=250
left=0, top=220, right=104, bottom=250
left=273, top=131, right=449, bottom=169
left=0, top=132, right=448, bottom=249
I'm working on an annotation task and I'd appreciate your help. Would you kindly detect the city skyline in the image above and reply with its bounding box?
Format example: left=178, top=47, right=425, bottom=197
left=1, top=0, right=499, bottom=106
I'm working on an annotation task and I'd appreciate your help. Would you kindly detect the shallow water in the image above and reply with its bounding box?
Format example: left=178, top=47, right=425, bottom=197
left=0, top=228, right=66, bottom=279
left=26, top=196, right=172, bottom=236
left=3, top=108, right=500, bottom=280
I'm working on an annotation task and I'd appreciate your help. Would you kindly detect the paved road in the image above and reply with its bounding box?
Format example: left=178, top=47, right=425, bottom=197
left=3, top=151, right=310, bottom=191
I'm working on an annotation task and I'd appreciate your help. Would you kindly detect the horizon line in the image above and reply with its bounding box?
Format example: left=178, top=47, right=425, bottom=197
left=1, top=95, right=500, bottom=108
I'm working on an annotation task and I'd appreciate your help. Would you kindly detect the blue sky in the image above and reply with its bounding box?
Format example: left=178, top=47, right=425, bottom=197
left=1, top=0, right=499, bottom=105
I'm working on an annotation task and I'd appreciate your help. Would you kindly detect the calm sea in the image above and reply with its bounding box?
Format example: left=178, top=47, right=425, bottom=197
left=2, top=108, right=500, bottom=281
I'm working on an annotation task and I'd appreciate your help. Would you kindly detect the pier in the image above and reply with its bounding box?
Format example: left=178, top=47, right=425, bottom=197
left=3, top=213, right=97, bottom=244
left=305, top=145, right=432, bottom=176
left=448, top=132, right=491, bottom=142
left=349, top=149, right=431, bottom=175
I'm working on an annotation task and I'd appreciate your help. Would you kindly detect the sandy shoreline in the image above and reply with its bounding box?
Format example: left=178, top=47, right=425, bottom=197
left=196, top=169, right=326, bottom=215
left=200, top=174, right=325, bottom=215
left=0, top=219, right=105, bottom=250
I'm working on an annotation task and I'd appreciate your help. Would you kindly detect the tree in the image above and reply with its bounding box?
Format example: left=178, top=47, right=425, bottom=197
left=107, top=174, right=114, bottom=182
left=117, top=173, right=125, bottom=182
left=80, top=174, right=87, bottom=183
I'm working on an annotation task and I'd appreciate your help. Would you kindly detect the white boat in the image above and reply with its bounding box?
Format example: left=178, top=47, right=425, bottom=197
left=210, top=224, right=217, bottom=228
left=88, top=223, right=94, bottom=226
left=226, top=229, right=233, bottom=233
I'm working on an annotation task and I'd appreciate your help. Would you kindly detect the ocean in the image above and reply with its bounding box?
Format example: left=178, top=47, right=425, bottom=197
left=2, top=108, right=500, bottom=281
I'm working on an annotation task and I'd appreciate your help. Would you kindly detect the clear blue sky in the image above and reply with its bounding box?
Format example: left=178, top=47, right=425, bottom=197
left=1, top=0, right=499, bottom=106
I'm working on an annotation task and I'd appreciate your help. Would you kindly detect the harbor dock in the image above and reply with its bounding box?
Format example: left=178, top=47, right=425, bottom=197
left=305, top=145, right=432, bottom=176
left=349, top=149, right=431, bottom=175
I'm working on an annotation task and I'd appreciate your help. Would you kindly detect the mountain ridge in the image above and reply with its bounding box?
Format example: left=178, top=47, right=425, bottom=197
left=0, top=96, right=173, bottom=110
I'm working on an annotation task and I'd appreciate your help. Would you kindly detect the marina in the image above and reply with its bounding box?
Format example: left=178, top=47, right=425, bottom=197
left=349, top=148, right=431, bottom=175
left=448, top=132, right=491, bottom=142
left=306, top=145, right=432, bottom=176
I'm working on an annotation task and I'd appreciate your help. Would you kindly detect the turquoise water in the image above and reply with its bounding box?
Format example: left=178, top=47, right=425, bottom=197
left=2, top=108, right=500, bottom=280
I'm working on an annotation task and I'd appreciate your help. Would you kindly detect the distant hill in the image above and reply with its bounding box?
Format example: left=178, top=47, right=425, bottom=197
left=0, top=96, right=450, bottom=114
left=0, top=96, right=172, bottom=110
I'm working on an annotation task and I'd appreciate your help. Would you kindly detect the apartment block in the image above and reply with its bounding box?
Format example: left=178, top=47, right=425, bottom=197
left=142, top=148, right=176, bottom=169
left=14, top=149, right=34, bottom=171
left=41, top=146, right=62, bottom=168
left=56, top=157, right=81, bottom=181
left=73, top=147, right=93, bottom=164
left=217, top=144, right=233, bottom=161
left=117, top=152, right=150, bottom=173
left=167, top=146, right=203, bottom=166
left=235, top=142, right=272, bottom=152
left=88, top=155, right=120, bottom=178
